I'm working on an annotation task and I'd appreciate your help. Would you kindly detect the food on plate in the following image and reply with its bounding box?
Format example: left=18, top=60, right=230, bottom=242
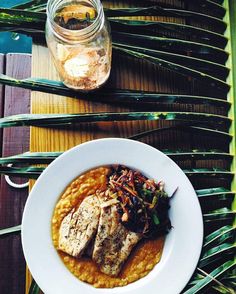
left=92, top=195, right=142, bottom=276
left=52, top=165, right=171, bottom=288
left=59, top=195, right=100, bottom=258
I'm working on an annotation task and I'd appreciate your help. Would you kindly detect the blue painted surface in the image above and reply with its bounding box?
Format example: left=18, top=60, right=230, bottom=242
left=0, top=0, right=32, bottom=53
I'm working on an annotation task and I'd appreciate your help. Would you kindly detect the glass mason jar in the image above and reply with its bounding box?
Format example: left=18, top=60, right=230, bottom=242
left=46, top=0, right=112, bottom=91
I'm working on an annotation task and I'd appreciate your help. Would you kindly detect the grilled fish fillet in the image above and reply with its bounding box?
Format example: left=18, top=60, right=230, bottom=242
left=92, top=204, right=141, bottom=276
left=58, top=195, right=100, bottom=257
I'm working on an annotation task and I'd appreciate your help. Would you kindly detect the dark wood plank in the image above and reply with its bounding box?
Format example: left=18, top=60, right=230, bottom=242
left=0, top=53, right=31, bottom=294
left=0, top=54, right=5, bottom=155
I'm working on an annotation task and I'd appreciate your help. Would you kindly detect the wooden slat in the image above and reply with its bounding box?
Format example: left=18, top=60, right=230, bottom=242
left=0, top=53, right=31, bottom=294
left=3, top=54, right=31, bottom=156
left=0, top=54, right=5, bottom=154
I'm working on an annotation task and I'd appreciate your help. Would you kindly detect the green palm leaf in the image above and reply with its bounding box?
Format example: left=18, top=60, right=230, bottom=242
left=0, top=73, right=230, bottom=108
left=112, top=32, right=228, bottom=64
left=113, top=42, right=229, bottom=80
left=128, top=126, right=232, bottom=141
left=0, top=27, right=229, bottom=66
left=183, top=260, right=236, bottom=294
left=105, top=7, right=226, bottom=33
left=196, top=187, right=233, bottom=197
left=183, top=0, right=225, bottom=18
left=0, top=3, right=234, bottom=294
left=0, top=166, right=233, bottom=180
left=211, top=0, right=223, bottom=3
left=163, top=150, right=232, bottom=161
left=135, top=0, right=226, bottom=18
left=0, top=112, right=231, bottom=129
left=19, top=4, right=45, bottom=12
left=29, top=280, right=40, bottom=294
left=0, top=8, right=229, bottom=64
left=203, top=226, right=236, bottom=248
left=110, top=19, right=228, bottom=48
left=221, top=275, right=236, bottom=289
left=188, top=271, right=235, bottom=294
left=12, top=0, right=47, bottom=10
left=114, top=46, right=230, bottom=94
left=0, top=8, right=46, bottom=27
left=10, top=2, right=227, bottom=33
left=200, top=243, right=236, bottom=268
left=196, top=188, right=234, bottom=210
left=0, top=225, right=21, bottom=237
left=212, top=285, right=235, bottom=294
left=204, top=208, right=236, bottom=223
left=0, top=152, right=61, bottom=164
left=184, top=168, right=234, bottom=179
left=12, top=0, right=225, bottom=17
left=0, top=149, right=232, bottom=166
left=0, top=166, right=44, bottom=178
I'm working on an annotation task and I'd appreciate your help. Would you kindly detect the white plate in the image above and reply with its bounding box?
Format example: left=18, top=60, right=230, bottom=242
left=22, top=138, right=203, bottom=294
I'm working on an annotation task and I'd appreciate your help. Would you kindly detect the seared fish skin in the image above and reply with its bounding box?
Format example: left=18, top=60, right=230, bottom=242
left=92, top=204, right=141, bottom=276
left=58, top=195, right=100, bottom=257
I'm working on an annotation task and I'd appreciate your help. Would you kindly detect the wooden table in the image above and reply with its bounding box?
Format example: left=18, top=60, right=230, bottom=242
left=24, top=1, right=234, bottom=293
